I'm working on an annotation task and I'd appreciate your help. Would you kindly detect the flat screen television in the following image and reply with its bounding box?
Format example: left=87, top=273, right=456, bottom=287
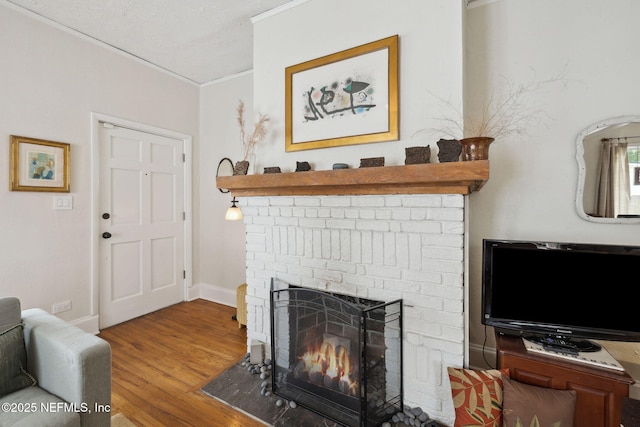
left=482, top=238, right=640, bottom=354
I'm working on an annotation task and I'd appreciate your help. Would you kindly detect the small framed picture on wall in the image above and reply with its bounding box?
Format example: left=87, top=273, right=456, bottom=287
left=10, top=135, right=70, bottom=192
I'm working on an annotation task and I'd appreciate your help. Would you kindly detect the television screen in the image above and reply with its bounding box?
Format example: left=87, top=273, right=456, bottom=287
left=482, top=239, right=640, bottom=352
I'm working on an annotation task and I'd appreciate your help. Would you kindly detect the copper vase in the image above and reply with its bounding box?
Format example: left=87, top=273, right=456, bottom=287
left=459, top=137, right=494, bottom=161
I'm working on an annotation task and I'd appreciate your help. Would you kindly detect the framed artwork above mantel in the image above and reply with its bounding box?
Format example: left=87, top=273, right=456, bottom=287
left=285, top=35, right=399, bottom=152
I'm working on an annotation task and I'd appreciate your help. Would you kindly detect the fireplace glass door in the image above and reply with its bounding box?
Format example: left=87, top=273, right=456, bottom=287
left=271, top=281, right=402, bottom=427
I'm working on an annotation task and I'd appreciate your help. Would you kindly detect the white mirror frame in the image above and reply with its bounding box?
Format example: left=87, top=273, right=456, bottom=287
left=575, top=115, right=640, bottom=223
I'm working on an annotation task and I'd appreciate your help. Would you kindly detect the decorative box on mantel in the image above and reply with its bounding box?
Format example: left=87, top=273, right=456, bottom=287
left=216, top=160, right=489, bottom=197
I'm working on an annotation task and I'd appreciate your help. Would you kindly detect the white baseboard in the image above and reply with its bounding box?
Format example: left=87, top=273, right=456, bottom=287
left=70, top=314, right=101, bottom=335
left=65, top=284, right=236, bottom=334
left=187, top=283, right=201, bottom=301
left=193, top=282, right=237, bottom=308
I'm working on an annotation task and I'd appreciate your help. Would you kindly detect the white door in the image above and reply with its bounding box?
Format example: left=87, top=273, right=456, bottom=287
left=99, top=123, right=185, bottom=328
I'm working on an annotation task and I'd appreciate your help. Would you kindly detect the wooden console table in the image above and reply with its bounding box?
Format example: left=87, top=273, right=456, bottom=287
left=496, top=333, right=634, bottom=427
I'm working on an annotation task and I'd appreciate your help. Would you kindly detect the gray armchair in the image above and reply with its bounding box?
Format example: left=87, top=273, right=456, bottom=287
left=0, top=297, right=111, bottom=426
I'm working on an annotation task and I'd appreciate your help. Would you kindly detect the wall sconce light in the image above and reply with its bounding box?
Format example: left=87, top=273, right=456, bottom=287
left=225, top=197, right=243, bottom=221
left=217, top=157, right=242, bottom=220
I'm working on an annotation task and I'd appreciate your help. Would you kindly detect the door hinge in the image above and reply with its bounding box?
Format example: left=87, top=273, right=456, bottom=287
left=183, top=212, right=186, bottom=221
left=183, top=270, right=186, bottom=279
left=183, top=153, right=186, bottom=163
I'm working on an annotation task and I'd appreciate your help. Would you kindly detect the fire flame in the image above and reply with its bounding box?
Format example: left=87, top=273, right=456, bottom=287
left=296, top=340, right=358, bottom=396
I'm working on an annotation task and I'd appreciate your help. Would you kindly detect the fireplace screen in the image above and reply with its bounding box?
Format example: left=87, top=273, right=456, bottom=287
left=270, top=280, right=403, bottom=427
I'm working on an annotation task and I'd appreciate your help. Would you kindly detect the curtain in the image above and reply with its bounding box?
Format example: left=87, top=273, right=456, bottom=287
left=595, top=141, right=630, bottom=218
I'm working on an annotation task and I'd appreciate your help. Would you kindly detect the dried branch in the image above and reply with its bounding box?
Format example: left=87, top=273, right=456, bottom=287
left=431, top=73, right=566, bottom=141
left=237, top=100, right=247, bottom=153
left=237, top=99, right=270, bottom=161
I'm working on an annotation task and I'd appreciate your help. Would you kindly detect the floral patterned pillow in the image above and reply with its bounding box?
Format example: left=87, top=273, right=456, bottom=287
left=447, top=367, right=509, bottom=427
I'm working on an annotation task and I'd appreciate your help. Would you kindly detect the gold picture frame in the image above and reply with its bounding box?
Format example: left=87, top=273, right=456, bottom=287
left=10, top=135, right=70, bottom=192
left=285, top=35, right=399, bottom=152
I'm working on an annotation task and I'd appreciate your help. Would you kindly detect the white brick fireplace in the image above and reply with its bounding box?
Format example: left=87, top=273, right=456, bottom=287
left=241, top=193, right=467, bottom=421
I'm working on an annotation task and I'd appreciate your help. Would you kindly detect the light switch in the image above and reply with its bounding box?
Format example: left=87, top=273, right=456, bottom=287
left=53, top=195, right=73, bottom=210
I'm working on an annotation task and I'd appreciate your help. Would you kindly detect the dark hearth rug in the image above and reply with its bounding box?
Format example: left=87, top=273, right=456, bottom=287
left=201, top=359, right=340, bottom=427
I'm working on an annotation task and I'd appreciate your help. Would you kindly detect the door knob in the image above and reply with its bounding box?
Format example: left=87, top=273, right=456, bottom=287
left=102, top=213, right=110, bottom=219
left=102, top=232, right=112, bottom=239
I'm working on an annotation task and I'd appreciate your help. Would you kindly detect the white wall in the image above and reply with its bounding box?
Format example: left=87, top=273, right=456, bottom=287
left=252, top=0, right=463, bottom=172
left=0, top=2, right=199, bottom=326
left=465, top=0, right=640, bottom=367
left=197, top=74, right=252, bottom=304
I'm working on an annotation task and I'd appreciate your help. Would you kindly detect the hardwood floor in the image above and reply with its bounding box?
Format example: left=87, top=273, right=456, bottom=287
left=98, top=299, right=265, bottom=427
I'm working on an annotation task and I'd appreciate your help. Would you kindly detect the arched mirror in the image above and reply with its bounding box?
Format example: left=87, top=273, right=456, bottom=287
left=216, top=158, right=234, bottom=193
left=576, top=116, right=640, bottom=223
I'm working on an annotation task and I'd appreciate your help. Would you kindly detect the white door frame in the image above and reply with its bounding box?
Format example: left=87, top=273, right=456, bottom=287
left=90, top=112, right=193, bottom=329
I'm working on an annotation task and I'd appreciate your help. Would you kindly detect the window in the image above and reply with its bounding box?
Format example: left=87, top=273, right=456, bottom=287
left=630, top=144, right=640, bottom=186
left=628, top=144, right=640, bottom=213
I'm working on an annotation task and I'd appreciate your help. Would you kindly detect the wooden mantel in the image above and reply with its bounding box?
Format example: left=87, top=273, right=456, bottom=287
left=216, top=160, right=489, bottom=197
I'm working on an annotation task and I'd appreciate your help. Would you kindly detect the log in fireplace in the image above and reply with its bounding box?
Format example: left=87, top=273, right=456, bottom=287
left=270, top=279, right=403, bottom=427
